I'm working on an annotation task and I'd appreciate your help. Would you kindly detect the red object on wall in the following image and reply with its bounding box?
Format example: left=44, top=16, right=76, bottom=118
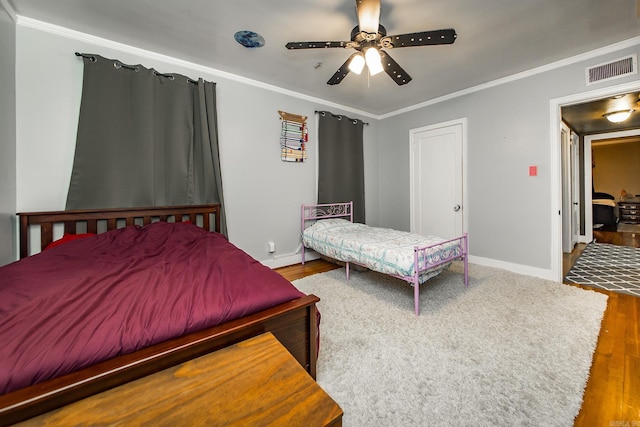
left=529, top=165, right=537, bottom=176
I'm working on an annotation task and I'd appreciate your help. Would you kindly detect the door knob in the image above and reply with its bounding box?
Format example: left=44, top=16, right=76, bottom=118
left=453, top=205, right=461, bottom=212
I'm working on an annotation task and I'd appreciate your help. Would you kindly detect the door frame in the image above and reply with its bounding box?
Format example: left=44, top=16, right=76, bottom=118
left=584, top=128, right=640, bottom=242
left=560, top=122, right=573, bottom=253
left=571, top=130, right=581, bottom=247
left=409, top=118, right=468, bottom=239
left=550, top=80, right=640, bottom=282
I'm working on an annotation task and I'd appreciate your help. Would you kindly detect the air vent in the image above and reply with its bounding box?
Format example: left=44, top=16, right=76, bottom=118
left=585, top=54, right=637, bottom=85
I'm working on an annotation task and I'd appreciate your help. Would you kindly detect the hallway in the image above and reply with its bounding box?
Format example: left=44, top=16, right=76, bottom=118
left=561, top=230, right=639, bottom=425
left=563, top=230, right=640, bottom=277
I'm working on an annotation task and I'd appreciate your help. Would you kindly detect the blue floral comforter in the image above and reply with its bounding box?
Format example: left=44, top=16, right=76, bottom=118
left=302, top=219, right=461, bottom=283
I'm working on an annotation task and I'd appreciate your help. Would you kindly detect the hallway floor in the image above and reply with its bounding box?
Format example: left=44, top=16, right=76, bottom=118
left=562, top=229, right=639, bottom=426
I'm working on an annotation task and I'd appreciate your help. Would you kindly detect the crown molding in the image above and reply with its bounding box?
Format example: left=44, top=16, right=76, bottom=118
left=16, top=16, right=377, bottom=121
left=380, top=36, right=640, bottom=119
left=0, top=0, right=17, bottom=22
left=16, top=15, right=640, bottom=122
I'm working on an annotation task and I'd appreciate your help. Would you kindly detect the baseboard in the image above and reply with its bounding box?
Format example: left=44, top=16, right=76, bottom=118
left=467, top=255, right=556, bottom=281
left=261, top=251, right=320, bottom=269
left=265, top=251, right=555, bottom=282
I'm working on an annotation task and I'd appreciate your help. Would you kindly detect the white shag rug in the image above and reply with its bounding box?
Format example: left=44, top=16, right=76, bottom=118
left=293, top=262, right=608, bottom=426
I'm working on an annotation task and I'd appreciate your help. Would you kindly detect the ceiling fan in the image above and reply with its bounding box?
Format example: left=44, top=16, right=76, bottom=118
left=285, top=0, right=457, bottom=86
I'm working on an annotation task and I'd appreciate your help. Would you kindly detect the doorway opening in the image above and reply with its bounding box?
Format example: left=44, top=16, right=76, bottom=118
left=550, top=80, right=640, bottom=282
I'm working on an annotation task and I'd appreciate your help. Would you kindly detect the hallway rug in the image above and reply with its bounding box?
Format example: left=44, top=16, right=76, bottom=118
left=564, top=242, right=640, bottom=297
left=293, top=263, right=607, bottom=426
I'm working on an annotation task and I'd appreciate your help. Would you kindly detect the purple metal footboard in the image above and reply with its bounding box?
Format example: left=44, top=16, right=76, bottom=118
left=407, top=234, right=468, bottom=315
left=301, top=202, right=468, bottom=315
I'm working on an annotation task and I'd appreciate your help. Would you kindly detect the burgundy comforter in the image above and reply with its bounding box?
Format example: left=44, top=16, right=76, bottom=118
left=0, top=222, right=305, bottom=395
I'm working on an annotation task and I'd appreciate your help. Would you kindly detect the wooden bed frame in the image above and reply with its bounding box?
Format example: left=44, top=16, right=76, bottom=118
left=1, top=205, right=319, bottom=425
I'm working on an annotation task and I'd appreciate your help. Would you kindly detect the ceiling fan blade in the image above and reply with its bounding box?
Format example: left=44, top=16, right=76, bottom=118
left=380, top=50, right=412, bottom=85
left=327, top=54, right=357, bottom=85
left=286, top=41, right=349, bottom=49
left=356, top=0, right=380, bottom=34
left=385, top=29, right=457, bottom=48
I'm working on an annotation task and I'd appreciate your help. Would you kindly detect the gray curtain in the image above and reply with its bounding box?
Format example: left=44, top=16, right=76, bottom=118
left=66, top=54, right=227, bottom=235
left=317, top=111, right=365, bottom=223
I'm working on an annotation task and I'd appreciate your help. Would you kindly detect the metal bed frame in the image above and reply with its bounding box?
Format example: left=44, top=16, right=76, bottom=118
left=301, top=201, right=468, bottom=315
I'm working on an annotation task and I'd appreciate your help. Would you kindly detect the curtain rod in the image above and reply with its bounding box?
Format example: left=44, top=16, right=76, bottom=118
left=74, top=52, right=198, bottom=84
left=315, top=110, right=369, bottom=126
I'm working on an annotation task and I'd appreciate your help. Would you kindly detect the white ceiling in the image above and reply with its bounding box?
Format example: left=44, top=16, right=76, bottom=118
left=7, top=0, right=640, bottom=116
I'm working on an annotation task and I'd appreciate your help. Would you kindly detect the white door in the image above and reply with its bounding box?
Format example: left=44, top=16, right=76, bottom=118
left=410, top=120, right=464, bottom=239
left=561, top=125, right=581, bottom=253
left=570, top=131, right=581, bottom=247
left=561, top=123, right=572, bottom=253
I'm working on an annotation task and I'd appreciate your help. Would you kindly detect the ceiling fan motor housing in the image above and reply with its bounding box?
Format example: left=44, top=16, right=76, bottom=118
left=351, top=24, right=387, bottom=47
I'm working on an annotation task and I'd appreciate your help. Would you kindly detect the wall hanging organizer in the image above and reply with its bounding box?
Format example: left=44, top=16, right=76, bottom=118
left=279, top=111, right=308, bottom=162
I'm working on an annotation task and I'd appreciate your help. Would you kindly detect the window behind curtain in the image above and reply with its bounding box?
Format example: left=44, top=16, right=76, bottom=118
left=317, top=112, right=365, bottom=223
left=66, top=54, right=227, bottom=235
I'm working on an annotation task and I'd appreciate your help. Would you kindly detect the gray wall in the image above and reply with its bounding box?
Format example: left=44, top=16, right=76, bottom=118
left=12, top=23, right=378, bottom=267
left=7, top=14, right=640, bottom=278
left=0, top=3, right=16, bottom=266
left=379, top=44, right=640, bottom=273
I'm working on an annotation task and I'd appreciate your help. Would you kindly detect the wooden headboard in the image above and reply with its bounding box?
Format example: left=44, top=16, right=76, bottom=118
left=18, top=205, right=221, bottom=259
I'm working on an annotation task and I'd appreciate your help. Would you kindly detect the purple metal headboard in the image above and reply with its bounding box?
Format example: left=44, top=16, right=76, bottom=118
left=300, top=202, right=353, bottom=264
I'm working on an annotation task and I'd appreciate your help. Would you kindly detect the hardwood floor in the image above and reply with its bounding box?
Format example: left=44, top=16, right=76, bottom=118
left=565, top=231, right=640, bottom=426
left=593, top=230, right=640, bottom=248
left=277, top=242, right=640, bottom=426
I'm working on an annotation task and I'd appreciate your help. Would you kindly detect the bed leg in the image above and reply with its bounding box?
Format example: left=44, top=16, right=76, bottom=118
left=464, top=257, right=469, bottom=287
left=346, top=262, right=350, bottom=280
left=301, top=204, right=306, bottom=265
left=414, top=277, right=420, bottom=316
left=413, top=247, right=420, bottom=315
left=463, top=233, right=469, bottom=287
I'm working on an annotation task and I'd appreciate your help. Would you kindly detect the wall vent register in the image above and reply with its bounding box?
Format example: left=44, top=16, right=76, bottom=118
left=585, top=54, right=637, bottom=85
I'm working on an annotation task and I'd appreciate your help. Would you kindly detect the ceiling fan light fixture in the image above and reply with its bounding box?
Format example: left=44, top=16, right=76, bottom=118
left=604, top=110, right=633, bottom=123
left=365, top=47, right=384, bottom=76
left=286, top=0, right=456, bottom=86
left=348, top=53, right=366, bottom=74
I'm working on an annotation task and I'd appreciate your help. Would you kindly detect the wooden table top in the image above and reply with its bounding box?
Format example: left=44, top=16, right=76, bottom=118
left=18, top=332, right=342, bottom=426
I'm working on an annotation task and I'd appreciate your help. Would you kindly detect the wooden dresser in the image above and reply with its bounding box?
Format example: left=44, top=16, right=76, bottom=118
left=17, top=332, right=342, bottom=426
left=618, top=199, right=640, bottom=224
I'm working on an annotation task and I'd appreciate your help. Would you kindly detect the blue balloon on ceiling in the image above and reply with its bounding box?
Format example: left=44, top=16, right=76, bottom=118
left=234, top=31, right=265, bottom=48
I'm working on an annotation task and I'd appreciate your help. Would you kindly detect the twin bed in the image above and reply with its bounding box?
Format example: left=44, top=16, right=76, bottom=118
left=301, top=202, right=468, bottom=315
left=0, top=205, right=319, bottom=425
